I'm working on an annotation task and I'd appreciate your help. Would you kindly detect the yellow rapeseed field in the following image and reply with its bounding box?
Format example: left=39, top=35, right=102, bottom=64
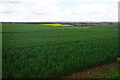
left=42, top=24, right=74, bottom=27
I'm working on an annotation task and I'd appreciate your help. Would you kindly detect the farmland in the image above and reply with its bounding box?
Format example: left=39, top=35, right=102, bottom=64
left=2, top=23, right=118, bottom=78
left=42, top=24, right=74, bottom=27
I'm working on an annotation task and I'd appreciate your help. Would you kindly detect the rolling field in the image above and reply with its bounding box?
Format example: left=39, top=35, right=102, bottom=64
left=2, top=24, right=118, bottom=78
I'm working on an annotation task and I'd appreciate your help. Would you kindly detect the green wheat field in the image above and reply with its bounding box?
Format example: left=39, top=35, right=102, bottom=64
left=2, top=23, right=118, bottom=78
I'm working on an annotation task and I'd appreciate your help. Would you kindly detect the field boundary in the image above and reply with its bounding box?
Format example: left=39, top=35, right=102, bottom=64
left=0, top=23, right=2, bottom=79
left=62, top=62, right=118, bottom=78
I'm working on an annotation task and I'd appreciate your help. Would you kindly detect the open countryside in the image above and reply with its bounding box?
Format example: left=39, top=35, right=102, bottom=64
left=2, top=23, right=119, bottom=78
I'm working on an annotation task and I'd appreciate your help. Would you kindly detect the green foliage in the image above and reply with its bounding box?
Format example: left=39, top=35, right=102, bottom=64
left=2, top=24, right=118, bottom=78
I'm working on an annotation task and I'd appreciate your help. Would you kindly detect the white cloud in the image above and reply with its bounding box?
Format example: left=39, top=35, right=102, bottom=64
left=71, top=3, right=118, bottom=21
left=0, top=0, right=118, bottom=22
left=30, top=0, right=60, bottom=15
left=0, top=0, right=60, bottom=22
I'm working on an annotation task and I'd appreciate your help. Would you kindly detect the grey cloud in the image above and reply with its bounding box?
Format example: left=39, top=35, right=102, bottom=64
left=1, top=2, right=21, bottom=4
left=0, top=0, right=22, bottom=4
left=0, top=11, right=13, bottom=14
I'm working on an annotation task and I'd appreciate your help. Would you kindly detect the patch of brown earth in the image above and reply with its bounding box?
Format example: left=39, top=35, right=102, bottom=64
left=61, top=62, right=118, bottom=78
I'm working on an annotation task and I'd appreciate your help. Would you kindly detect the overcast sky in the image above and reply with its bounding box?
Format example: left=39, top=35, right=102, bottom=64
left=0, top=0, right=119, bottom=22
